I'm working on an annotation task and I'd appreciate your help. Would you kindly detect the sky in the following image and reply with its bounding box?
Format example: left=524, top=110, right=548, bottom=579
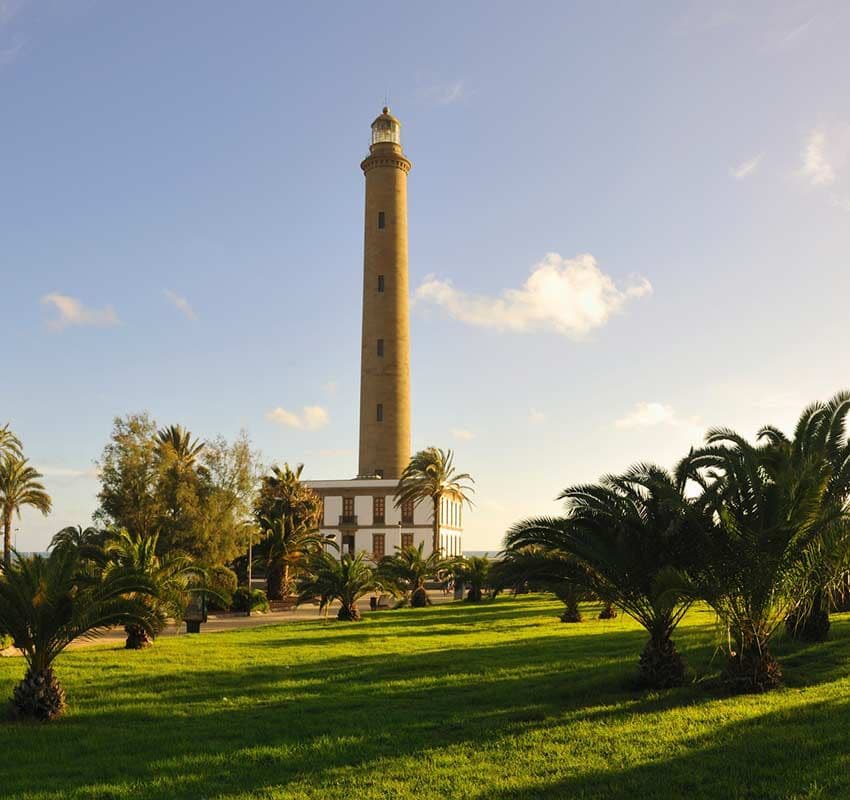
left=3, top=1, right=850, bottom=552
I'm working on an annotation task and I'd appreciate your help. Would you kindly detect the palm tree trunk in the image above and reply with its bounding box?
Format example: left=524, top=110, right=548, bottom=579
left=282, top=563, right=291, bottom=598
left=3, top=506, right=12, bottom=570
left=267, top=562, right=284, bottom=601
left=12, top=666, right=66, bottom=720
left=637, top=634, right=686, bottom=689
left=432, top=495, right=440, bottom=555
left=560, top=599, right=582, bottom=622
left=722, top=633, right=782, bottom=693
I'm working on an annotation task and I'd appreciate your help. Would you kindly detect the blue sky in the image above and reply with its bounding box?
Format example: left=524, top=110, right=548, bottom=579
left=3, top=1, right=850, bottom=552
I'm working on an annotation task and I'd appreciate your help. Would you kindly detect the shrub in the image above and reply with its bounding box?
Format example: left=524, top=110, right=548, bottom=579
left=232, top=587, right=270, bottom=614
left=206, top=566, right=238, bottom=611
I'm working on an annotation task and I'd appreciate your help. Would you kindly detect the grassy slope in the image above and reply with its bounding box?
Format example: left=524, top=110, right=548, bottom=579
left=1, top=596, right=849, bottom=799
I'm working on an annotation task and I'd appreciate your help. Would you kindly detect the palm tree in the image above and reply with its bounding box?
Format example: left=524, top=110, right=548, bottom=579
left=0, top=458, right=52, bottom=569
left=492, top=548, right=593, bottom=622
left=103, top=529, right=197, bottom=649
left=679, top=427, right=849, bottom=692
left=377, top=542, right=451, bottom=607
left=0, top=424, right=22, bottom=461
left=507, top=464, right=707, bottom=688
left=255, top=515, right=335, bottom=601
left=50, top=525, right=109, bottom=553
left=395, top=448, right=474, bottom=554
left=156, top=424, right=205, bottom=470
left=453, top=555, right=491, bottom=602
left=296, top=551, right=380, bottom=621
left=255, top=463, right=321, bottom=526
left=0, top=547, right=157, bottom=719
left=757, top=391, right=850, bottom=641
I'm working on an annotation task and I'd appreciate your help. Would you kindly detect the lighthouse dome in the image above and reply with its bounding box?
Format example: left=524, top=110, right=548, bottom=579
left=371, top=107, right=401, bottom=146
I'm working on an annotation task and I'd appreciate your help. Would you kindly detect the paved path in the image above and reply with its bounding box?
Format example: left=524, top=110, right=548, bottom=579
left=0, top=590, right=459, bottom=655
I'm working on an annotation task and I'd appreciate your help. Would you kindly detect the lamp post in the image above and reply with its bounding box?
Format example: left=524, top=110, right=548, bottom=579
left=246, top=527, right=255, bottom=618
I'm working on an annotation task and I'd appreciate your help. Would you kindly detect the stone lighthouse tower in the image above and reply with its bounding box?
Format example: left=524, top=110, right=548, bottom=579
left=305, top=109, right=464, bottom=560
left=357, top=108, right=412, bottom=480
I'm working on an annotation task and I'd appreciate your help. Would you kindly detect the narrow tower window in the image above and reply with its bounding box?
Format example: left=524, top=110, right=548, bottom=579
left=376, top=403, right=383, bottom=422
left=377, top=338, right=384, bottom=357
left=377, top=275, right=385, bottom=292
left=377, top=211, right=386, bottom=229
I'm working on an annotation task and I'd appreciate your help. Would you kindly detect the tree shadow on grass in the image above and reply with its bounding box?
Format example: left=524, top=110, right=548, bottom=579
left=481, top=695, right=850, bottom=799
left=0, top=624, right=719, bottom=799
left=1, top=603, right=848, bottom=799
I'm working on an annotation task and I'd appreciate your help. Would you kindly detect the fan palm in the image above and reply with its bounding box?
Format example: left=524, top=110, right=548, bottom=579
left=103, top=529, right=197, bottom=649
left=395, top=448, right=474, bottom=554
left=679, top=427, right=849, bottom=692
left=377, top=542, right=452, bottom=607
left=453, top=555, right=492, bottom=602
left=492, top=548, right=594, bottom=622
left=0, top=458, right=52, bottom=569
left=0, top=547, right=157, bottom=719
left=255, top=515, right=336, bottom=600
left=50, top=525, right=110, bottom=554
left=296, top=551, right=380, bottom=621
left=757, top=391, right=850, bottom=641
left=507, top=464, right=707, bottom=688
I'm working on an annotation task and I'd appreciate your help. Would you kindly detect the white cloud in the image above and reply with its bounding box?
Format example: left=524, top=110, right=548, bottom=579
left=436, top=80, right=464, bottom=104
left=730, top=154, right=762, bottom=180
left=0, top=32, right=24, bottom=65
left=831, top=195, right=850, bottom=213
left=266, top=405, right=329, bottom=431
left=782, top=18, right=813, bottom=44
left=41, top=293, right=119, bottom=331
left=0, top=0, right=26, bottom=26
left=801, top=129, right=836, bottom=186
left=451, top=428, right=474, bottom=441
left=421, top=79, right=465, bottom=105
left=415, top=253, right=652, bottom=338
left=164, top=289, right=197, bottom=320
left=615, top=402, right=703, bottom=438
left=615, top=402, right=677, bottom=429
left=35, top=465, right=98, bottom=479
left=529, top=409, right=545, bottom=424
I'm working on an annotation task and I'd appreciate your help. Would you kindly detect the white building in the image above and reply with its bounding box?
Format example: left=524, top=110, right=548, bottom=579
left=308, top=478, right=464, bottom=559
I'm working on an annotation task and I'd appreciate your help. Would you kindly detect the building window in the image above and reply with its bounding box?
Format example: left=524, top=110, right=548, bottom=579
left=377, top=275, right=385, bottom=292
left=372, top=533, right=386, bottom=559
left=376, top=403, right=383, bottom=422
left=342, top=534, right=355, bottom=555
left=401, top=499, right=414, bottom=524
left=377, top=338, right=384, bottom=357
left=373, top=496, right=385, bottom=524
left=342, top=497, right=355, bottom=524
left=378, top=211, right=385, bottom=229
left=401, top=532, right=413, bottom=549
left=375, top=468, right=384, bottom=478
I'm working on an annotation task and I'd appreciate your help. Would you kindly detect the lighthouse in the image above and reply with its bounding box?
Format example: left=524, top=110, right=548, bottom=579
left=306, top=108, right=464, bottom=559
left=357, top=108, right=412, bottom=480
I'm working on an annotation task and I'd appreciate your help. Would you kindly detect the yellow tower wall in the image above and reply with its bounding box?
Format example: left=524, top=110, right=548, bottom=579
left=357, top=131, right=412, bottom=479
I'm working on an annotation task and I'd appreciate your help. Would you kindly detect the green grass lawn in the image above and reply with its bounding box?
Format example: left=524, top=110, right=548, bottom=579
left=2, top=596, right=850, bottom=799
